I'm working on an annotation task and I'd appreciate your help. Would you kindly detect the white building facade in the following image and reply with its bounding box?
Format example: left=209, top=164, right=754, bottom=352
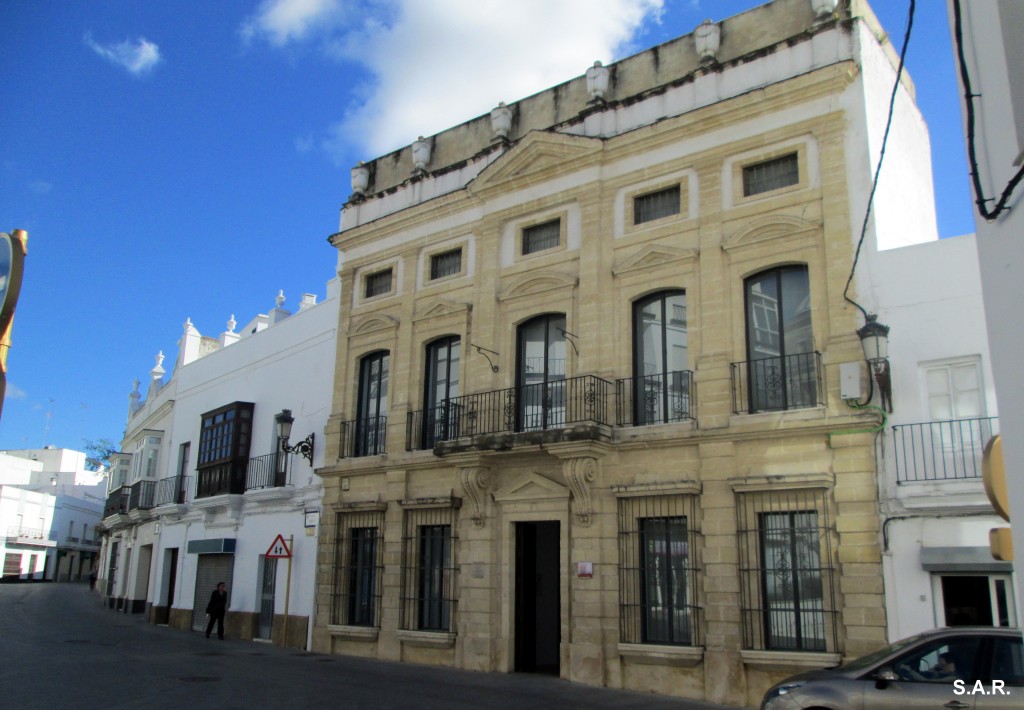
left=947, top=0, right=1024, bottom=617
left=98, top=284, right=338, bottom=648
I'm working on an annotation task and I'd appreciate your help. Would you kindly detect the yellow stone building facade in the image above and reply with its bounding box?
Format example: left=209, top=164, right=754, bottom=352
left=313, top=1, right=917, bottom=705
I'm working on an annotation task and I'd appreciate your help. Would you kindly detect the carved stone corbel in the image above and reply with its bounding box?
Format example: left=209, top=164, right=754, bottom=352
left=459, top=466, right=491, bottom=528
left=563, top=457, right=598, bottom=527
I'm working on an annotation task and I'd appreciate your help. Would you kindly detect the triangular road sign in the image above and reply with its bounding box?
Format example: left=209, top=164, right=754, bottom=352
left=265, top=533, right=292, bottom=558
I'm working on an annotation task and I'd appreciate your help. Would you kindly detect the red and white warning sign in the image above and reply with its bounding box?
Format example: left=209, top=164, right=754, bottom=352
left=265, top=534, right=292, bottom=558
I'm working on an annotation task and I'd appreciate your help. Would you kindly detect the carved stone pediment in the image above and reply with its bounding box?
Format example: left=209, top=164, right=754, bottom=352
left=493, top=471, right=569, bottom=503
left=498, top=271, right=578, bottom=302
left=349, top=313, right=400, bottom=336
left=471, top=131, right=601, bottom=191
left=613, top=245, right=698, bottom=277
left=413, top=297, right=471, bottom=323
left=721, top=215, right=820, bottom=253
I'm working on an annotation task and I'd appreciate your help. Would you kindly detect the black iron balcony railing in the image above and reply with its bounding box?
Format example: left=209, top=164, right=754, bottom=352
left=731, top=352, right=823, bottom=414
left=340, top=416, right=388, bottom=458
left=892, top=416, right=998, bottom=483
left=245, top=452, right=288, bottom=491
left=103, top=489, right=129, bottom=518
left=616, top=370, right=695, bottom=427
left=154, top=474, right=189, bottom=506
left=127, top=479, right=156, bottom=511
left=404, top=375, right=614, bottom=451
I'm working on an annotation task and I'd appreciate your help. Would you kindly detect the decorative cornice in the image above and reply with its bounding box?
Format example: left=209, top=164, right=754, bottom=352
left=721, top=214, right=820, bottom=253
left=349, top=312, right=400, bottom=336
left=498, top=271, right=578, bottom=303
left=413, top=297, right=472, bottom=323
left=612, top=246, right=698, bottom=278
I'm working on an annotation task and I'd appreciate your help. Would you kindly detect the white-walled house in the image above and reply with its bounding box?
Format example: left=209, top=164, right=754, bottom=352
left=946, top=0, right=1024, bottom=618
left=857, top=234, right=1017, bottom=638
left=0, top=448, right=105, bottom=581
left=97, top=283, right=338, bottom=649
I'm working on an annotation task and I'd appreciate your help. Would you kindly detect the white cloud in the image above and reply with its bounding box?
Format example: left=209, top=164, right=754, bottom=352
left=85, top=33, right=162, bottom=76
left=28, top=181, right=52, bottom=195
left=6, top=383, right=27, bottom=400
left=241, top=0, right=345, bottom=46
left=294, top=133, right=315, bottom=153
left=245, top=0, right=663, bottom=159
left=338, top=0, right=663, bottom=156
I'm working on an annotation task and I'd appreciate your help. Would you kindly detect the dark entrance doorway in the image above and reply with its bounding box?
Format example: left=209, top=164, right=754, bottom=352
left=514, top=521, right=560, bottom=674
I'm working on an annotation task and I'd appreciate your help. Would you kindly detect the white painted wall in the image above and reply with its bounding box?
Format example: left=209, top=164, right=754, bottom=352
left=0, top=486, right=57, bottom=579
left=948, top=0, right=1024, bottom=624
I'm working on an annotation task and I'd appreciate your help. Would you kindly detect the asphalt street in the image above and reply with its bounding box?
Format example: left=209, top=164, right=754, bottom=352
left=0, top=583, right=738, bottom=710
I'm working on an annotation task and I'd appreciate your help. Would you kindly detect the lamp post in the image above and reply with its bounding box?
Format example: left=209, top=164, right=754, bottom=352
left=857, top=315, right=892, bottom=412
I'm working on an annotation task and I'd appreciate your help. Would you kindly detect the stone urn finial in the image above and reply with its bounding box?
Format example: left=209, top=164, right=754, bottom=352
left=695, top=19, right=721, bottom=64
left=586, top=61, right=610, bottom=103
left=490, top=102, right=513, bottom=141
left=351, top=161, right=370, bottom=197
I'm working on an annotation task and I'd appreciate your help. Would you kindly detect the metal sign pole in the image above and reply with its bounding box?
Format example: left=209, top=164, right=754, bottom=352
left=283, top=534, right=293, bottom=645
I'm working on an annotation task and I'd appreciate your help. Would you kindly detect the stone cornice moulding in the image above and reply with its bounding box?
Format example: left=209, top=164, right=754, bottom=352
left=611, top=479, right=702, bottom=497
left=728, top=472, right=833, bottom=493
left=331, top=497, right=387, bottom=513
left=498, top=270, right=578, bottom=303
left=612, top=246, right=699, bottom=278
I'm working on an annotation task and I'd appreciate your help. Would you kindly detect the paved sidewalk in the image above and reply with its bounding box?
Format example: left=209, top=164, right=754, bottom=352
left=0, top=583, right=741, bottom=710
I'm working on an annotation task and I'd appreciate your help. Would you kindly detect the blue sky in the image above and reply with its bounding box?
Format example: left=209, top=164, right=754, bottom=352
left=0, top=0, right=971, bottom=454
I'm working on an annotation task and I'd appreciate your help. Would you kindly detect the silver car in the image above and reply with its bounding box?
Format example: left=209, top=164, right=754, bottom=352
left=761, top=627, right=1023, bottom=710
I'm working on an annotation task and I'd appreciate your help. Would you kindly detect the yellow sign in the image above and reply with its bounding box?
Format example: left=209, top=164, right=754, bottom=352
left=982, top=435, right=1010, bottom=522
left=990, top=527, right=1014, bottom=562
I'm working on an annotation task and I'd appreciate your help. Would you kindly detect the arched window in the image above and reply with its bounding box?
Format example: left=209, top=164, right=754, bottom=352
left=744, top=265, right=815, bottom=412
left=422, top=337, right=460, bottom=447
left=517, top=314, right=566, bottom=431
left=633, top=291, right=690, bottom=424
left=356, top=350, right=389, bottom=455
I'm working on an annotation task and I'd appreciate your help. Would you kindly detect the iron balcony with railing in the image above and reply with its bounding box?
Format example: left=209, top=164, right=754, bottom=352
left=340, top=416, right=388, bottom=458
left=616, top=370, right=695, bottom=427
left=153, top=474, right=190, bottom=506
left=245, top=452, right=289, bottom=491
left=730, top=352, right=823, bottom=414
left=127, top=479, right=156, bottom=511
left=103, top=488, right=130, bottom=518
left=892, top=416, right=998, bottom=483
left=404, top=374, right=614, bottom=452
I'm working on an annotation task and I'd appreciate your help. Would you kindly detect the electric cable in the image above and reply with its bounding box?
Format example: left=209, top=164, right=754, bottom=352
left=842, top=0, right=915, bottom=321
left=951, top=0, right=1024, bottom=221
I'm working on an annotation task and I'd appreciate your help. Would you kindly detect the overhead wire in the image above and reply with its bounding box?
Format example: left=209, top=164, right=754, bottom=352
left=842, top=0, right=915, bottom=322
left=951, top=0, right=1024, bottom=221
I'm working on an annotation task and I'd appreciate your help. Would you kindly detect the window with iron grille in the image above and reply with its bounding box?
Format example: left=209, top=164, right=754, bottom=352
left=634, top=185, right=681, bottom=224
left=332, top=510, right=385, bottom=627
left=742, top=153, right=799, bottom=196
left=429, top=248, right=462, bottom=280
left=399, top=504, right=459, bottom=632
left=617, top=494, right=700, bottom=645
left=736, top=488, right=837, bottom=652
left=364, top=269, right=393, bottom=298
left=522, top=219, right=560, bottom=255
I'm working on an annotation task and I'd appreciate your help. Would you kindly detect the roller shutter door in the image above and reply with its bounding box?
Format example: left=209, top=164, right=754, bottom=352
left=191, top=553, right=234, bottom=631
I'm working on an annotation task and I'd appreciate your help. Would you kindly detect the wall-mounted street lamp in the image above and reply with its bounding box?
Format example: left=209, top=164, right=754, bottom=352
left=275, top=409, right=315, bottom=465
left=857, top=315, right=892, bottom=412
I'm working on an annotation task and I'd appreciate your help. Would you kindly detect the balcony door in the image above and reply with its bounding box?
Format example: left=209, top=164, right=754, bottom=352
left=517, top=315, right=566, bottom=431
left=633, top=291, right=689, bottom=424
left=745, top=265, right=814, bottom=412
left=356, top=351, right=389, bottom=456
left=423, top=337, right=460, bottom=447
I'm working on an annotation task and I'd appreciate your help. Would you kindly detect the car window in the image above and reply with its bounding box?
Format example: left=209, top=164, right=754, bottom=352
left=843, top=634, right=927, bottom=673
left=890, top=636, right=982, bottom=684
left=990, top=637, right=1024, bottom=686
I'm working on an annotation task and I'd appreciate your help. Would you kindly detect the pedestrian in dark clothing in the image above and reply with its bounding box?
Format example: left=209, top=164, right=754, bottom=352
left=88, top=568, right=97, bottom=590
left=205, top=582, right=228, bottom=639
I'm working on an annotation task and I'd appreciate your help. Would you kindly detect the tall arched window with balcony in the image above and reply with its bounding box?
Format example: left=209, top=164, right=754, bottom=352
left=633, top=291, right=691, bottom=425
left=744, top=265, right=815, bottom=412
left=356, top=350, right=389, bottom=456
left=423, top=336, right=460, bottom=447
left=517, top=314, right=566, bottom=431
